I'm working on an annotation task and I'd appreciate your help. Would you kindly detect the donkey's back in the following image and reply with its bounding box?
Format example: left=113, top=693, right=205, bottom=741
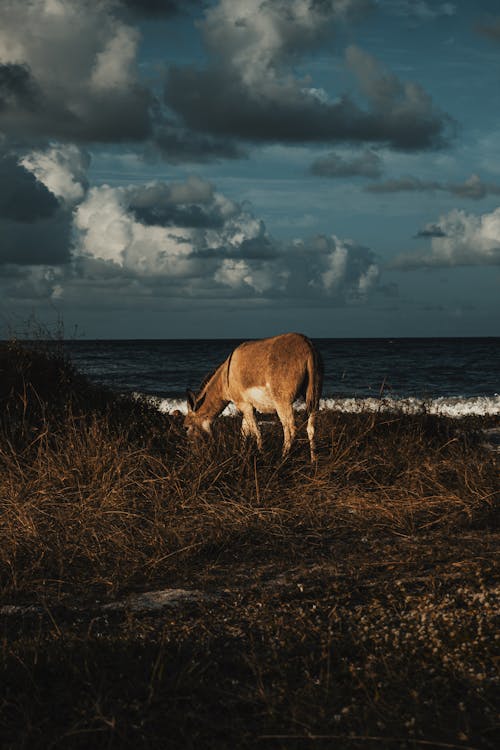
left=228, top=333, right=321, bottom=409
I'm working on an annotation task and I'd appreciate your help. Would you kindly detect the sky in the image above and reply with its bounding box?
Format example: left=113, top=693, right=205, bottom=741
left=1, top=0, right=500, bottom=339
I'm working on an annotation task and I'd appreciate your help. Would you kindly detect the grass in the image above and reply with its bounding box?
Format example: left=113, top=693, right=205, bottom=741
left=0, top=340, right=498, bottom=749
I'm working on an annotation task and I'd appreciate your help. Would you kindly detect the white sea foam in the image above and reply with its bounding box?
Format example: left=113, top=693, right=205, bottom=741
left=136, top=393, right=500, bottom=418
left=318, top=395, right=500, bottom=417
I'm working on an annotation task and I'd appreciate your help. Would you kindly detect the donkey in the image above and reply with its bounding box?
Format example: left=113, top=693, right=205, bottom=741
left=184, top=333, right=323, bottom=461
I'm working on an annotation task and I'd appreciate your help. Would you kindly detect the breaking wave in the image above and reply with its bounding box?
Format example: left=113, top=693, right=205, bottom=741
left=137, top=394, right=500, bottom=418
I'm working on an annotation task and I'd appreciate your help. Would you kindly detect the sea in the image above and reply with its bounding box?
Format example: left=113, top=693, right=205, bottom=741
left=63, top=337, right=500, bottom=418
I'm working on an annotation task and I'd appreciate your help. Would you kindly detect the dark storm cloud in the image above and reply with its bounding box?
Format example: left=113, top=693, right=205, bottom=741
left=0, top=83, right=153, bottom=145
left=162, top=1, right=451, bottom=152
left=127, top=177, right=226, bottom=227
left=344, top=45, right=452, bottom=149
left=132, top=204, right=225, bottom=228
left=0, top=1, right=154, bottom=145
left=310, top=149, right=383, bottom=177
left=0, top=150, right=73, bottom=267
left=365, top=174, right=500, bottom=198
left=119, top=0, right=206, bottom=17
left=0, top=154, right=58, bottom=222
left=165, top=67, right=448, bottom=149
left=415, top=223, right=447, bottom=238
left=0, top=63, right=40, bottom=112
left=127, top=177, right=254, bottom=230
left=0, top=2, right=242, bottom=163
left=153, top=120, right=246, bottom=163
left=0, top=213, right=72, bottom=266
left=165, top=44, right=451, bottom=151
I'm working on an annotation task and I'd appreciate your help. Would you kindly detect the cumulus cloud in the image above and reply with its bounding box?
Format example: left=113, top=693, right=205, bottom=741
left=310, top=149, right=383, bottom=177
left=164, top=1, right=450, bottom=151
left=201, top=0, right=372, bottom=77
left=392, top=207, right=500, bottom=269
left=1, top=131, right=381, bottom=308
left=20, top=144, right=91, bottom=205
left=366, top=173, right=500, bottom=199
left=1, top=150, right=381, bottom=307
left=69, top=176, right=380, bottom=303
left=0, top=1, right=247, bottom=164
left=0, top=0, right=152, bottom=143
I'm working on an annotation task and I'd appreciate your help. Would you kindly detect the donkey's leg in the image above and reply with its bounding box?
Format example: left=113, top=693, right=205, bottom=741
left=239, top=404, right=262, bottom=450
left=307, top=411, right=317, bottom=462
left=276, top=402, right=296, bottom=457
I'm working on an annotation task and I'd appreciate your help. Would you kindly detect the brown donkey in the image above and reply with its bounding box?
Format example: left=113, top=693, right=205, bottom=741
left=184, top=333, right=323, bottom=461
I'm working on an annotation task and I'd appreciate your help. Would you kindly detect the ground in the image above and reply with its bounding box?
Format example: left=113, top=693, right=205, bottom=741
left=0, top=342, right=498, bottom=749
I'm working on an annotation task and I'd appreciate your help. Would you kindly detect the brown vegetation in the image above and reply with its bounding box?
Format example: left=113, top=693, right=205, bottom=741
left=0, top=341, right=498, bottom=749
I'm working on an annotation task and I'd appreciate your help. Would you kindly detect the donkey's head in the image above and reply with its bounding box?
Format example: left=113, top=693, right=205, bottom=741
left=184, top=389, right=214, bottom=438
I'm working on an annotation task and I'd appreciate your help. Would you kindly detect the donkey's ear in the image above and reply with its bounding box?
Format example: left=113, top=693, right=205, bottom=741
left=186, top=389, right=196, bottom=411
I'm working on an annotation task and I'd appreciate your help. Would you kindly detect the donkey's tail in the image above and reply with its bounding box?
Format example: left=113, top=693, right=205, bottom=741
left=305, top=339, right=323, bottom=416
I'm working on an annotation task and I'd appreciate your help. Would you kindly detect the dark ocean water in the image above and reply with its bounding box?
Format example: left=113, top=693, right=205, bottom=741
left=62, top=338, right=500, bottom=417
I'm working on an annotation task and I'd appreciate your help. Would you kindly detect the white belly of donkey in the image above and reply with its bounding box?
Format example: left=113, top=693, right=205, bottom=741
left=243, top=386, right=276, bottom=413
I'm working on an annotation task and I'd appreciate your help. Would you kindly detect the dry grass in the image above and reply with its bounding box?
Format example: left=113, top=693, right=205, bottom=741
left=0, top=341, right=498, bottom=749
left=0, top=404, right=496, bottom=601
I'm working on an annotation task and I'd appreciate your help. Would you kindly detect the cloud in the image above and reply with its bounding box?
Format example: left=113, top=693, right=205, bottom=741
left=164, top=2, right=450, bottom=151
left=344, top=46, right=451, bottom=149
left=310, top=149, right=383, bottom=177
left=392, top=207, right=500, bottom=269
left=365, top=173, right=500, bottom=199
left=69, top=177, right=381, bottom=304
left=449, top=175, right=500, bottom=199
left=0, top=62, right=41, bottom=111
left=0, top=150, right=381, bottom=308
left=118, top=0, right=206, bottom=17
left=415, top=223, right=447, bottom=238
left=0, top=265, right=64, bottom=303
left=0, top=0, right=152, bottom=143
left=0, top=149, right=73, bottom=266
left=0, top=1, right=245, bottom=164
left=201, top=0, right=373, bottom=77
left=20, top=144, right=91, bottom=205
left=127, top=177, right=230, bottom=228
left=152, top=121, right=246, bottom=164
left=0, top=152, right=59, bottom=222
